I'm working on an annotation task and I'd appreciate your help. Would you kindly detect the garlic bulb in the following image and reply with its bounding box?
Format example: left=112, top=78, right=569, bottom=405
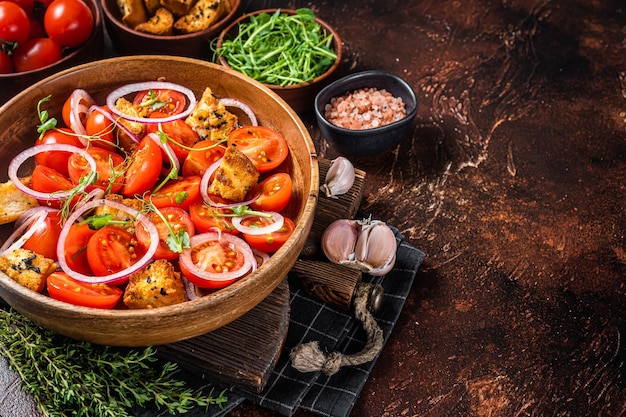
left=321, top=217, right=397, bottom=276
left=320, top=157, right=355, bottom=198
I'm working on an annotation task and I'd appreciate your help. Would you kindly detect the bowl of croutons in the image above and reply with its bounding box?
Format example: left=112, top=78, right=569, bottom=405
left=0, top=55, right=318, bottom=346
left=101, top=0, right=241, bottom=57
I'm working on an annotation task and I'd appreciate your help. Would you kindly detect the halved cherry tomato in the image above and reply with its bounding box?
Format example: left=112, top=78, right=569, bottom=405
left=31, top=164, right=75, bottom=208
left=248, top=172, right=292, bottom=212
left=181, top=140, right=225, bottom=177
left=62, top=222, right=96, bottom=275
left=85, top=105, right=116, bottom=148
left=133, top=89, right=187, bottom=117
left=149, top=176, right=201, bottom=210
left=68, top=146, right=125, bottom=193
left=35, top=127, right=84, bottom=177
left=135, top=206, right=195, bottom=260
left=242, top=216, right=295, bottom=253
left=227, top=126, right=289, bottom=173
left=47, top=272, right=122, bottom=309
left=22, top=210, right=63, bottom=260
left=86, top=225, right=145, bottom=279
left=189, top=198, right=238, bottom=234
left=147, top=111, right=199, bottom=162
left=121, top=135, right=162, bottom=197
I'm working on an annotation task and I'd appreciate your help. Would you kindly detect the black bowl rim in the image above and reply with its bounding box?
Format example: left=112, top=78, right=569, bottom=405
left=314, top=69, right=418, bottom=134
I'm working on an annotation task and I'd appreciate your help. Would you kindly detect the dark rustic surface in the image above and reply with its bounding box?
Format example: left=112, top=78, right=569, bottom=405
left=233, top=0, right=626, bottom=416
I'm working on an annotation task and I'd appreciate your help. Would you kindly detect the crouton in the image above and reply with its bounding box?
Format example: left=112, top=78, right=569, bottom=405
left=0, top=248, right=57, bottom=293
left=135, top=7, right=174, bottom=35
left=123, top=259, right=188, bottom=309
left=184, top=87, right=238, bottom=141
left=174, top=0, right=229, bottom=34
left=159, top=0, right=196, bottom=16
left=0, top=178, right=38, bottom=225
left=117, top=0, right=148, bottom=29
left=207, top=145, right=259, bottom=202
left=114, top=97, right=146, bottom=152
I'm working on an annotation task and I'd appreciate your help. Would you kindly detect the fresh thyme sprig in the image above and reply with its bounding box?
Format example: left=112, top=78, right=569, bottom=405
left=0, top=308, right=228, bottom=416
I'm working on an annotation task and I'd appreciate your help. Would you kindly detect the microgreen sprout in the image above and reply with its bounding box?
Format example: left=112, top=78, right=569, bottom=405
left=36, top=95, right=58, bottom=139
left=140, top=89, right=167, bottom=111
left=143, top=201, right=190, bottom=254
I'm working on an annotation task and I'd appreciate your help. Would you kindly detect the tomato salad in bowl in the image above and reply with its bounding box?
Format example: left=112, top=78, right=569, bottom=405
left=0, top=80, right=297, bottom=311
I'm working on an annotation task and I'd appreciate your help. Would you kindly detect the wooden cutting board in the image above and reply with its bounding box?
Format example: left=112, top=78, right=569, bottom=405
left=157, top=158, right=366, bottom=393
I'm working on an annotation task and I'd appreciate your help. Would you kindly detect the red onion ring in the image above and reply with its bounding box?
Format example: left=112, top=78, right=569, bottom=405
left=182, top=276, right=199, bottom=301
left=89, top=104, right=140, bottom=144
left=146, top=132, right=180, bottom=174
left=179, top=232, right=255, bottom=285
left=8, top=144, right=97, bottom=201
left=219, top=98, right=258, bottom=126
left=69, top=89, right=95, bottom=143
left=0, top=209, right=50, bottom=256
left=252, top=248, right=270, bottom=267
left=56, top=199, right=159, bottom=284
left=232, top=212, right=284, bottom=235
left=105, top=81, right=197, bottom=125
left=14, top=206, right=58, bottom=229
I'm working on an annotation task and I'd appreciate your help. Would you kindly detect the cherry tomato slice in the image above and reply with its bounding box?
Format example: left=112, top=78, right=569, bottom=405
left=86, top=225, right=145, bottom=279
left=47, top=272, right=122, bottom=309
left=242, top=216, right=295, bottom=253
left=85, top=105, right=116, bottom=148
left=133, top=89, right=187, bottom=117
left=62, top=222, right=96, bottom=275
left=35, top=127, right=84, bottom=177
left=248, top=172, right=292, bottom=212
left=22, top=210, right=63, bottom=260
left=189, top=198, right=238, bottom=234
left=68, top=146, right=125, bottom=193
left=181, top=140, right=225, bottom=177
left=147, top=111, right=199, bottom=162
left=149, top=176, right=201, bottom=210
left=121, top=134, right=162, bottom=197
left=227, top=126, right=289, bottom=173
left=135, top=206, right=195, bottom=261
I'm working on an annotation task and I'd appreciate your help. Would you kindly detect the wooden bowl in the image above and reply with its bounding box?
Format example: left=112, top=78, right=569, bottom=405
left=101, top=0, right=241, bottom=58
left=0, top=56, right=318, bottom=346
left=0, top=0, right=104, bottom=106
left=216, top=9, right=343, bottom=113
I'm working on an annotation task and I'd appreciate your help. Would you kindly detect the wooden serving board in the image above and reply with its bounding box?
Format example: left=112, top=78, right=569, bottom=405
left=157, top=158, right=366, bottom=393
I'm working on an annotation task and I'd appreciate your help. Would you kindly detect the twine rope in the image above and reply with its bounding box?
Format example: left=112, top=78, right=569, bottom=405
left=290, top=283, right=383, bottom=376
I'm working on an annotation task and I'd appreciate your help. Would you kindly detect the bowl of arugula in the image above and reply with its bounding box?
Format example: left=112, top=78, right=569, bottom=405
left=214, top=8, right=343, bottom=113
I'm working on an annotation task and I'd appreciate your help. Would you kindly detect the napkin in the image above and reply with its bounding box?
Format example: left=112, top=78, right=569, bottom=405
left=0, top=228, right=424, bottom=417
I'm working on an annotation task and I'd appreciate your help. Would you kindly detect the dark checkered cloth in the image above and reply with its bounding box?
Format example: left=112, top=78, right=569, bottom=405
left=1, top=228, right=424, bottom=417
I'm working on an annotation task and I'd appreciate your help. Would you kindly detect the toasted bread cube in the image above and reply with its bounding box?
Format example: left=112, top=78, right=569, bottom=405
left=185, top=87, right=238, bottom=141
left=0, top=178, right=38, bottom=225
left=117, top=0, right=148, bottom=28
left=173, top=0, right=228, bottom=33
left=0, top=248, right=57, bottom=293
left=159, top=0, right=196, bottom=16
left=123, top=259, right=188, bottom=309
left=135, top=7, right=174, bottom=35
left=207, top=145, right=259, bottom=202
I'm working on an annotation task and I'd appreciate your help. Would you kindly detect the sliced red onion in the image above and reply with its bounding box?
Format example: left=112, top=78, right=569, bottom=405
left=219, top=98, right=258, bottom=126
left=14, top=206, right=58, bottom=229
left=56, top=198, right=159, bottom=284
left=69, top=89, right=95, bottom=143
left=182, top=276, right=199, bottom=301
left=232, top=212, right=284, bottom=235
left=105, top=81, right=197, bottom=125
left=179, top=232, right=255, bottom=285
left=8, top=144, right=97, bottom=201
left=0, top=209, right=49, bottom=257
left=252, top=248, right=270, bottom=267
left=89, top=104, right=140, bottom=144
left=146, top=132, right=180, bottom=174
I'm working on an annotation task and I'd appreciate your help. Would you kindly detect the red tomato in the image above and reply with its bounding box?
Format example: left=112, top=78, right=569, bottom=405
left=86, top=225, right=144, bottom=278
left=189, top=199, right=238, bottom=234
left=31, top=165, right=75, bottom=208
left=85, top=106, right=116, bottom=147
left=61, top=92, right=92, bottom=130
left=11, top=0, right=35, bottom=13
left=149, top=176, right=201, bottom=210
left=13, top=37, right=62, bottom=72
left=242, top=216, right=295, bottom=253
left=28, top=15, right=45, bottom=39
left=47, top=272, right=123, bottom=309
left=67, top=146, right=125, bottom=193
left=43, top=0, right=93, bottom=48
left=181, top=140, right=225, bottom=177
left=227, top=126, right=289, bottom=173
left=62, top=222, right=96, bottom=275
left=133, top=89, right=187, bottom=117
left=34, top=127, right=84, bottom=176
left=248, top=172, right=292, bottom=212
left=121, top=135, right=163, bottom=197
left=135, top=206, right=195, bottom=260
left=22, top=210, right=62, bottom=260
left=147, top=111, right=198, bottom=162
left=0, top=1, right=30, bottom=48
left=0, top=50, right=13, bottom=73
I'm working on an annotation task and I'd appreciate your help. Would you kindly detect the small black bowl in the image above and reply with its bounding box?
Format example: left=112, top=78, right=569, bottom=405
left=314, top=70, right=418, bottom=156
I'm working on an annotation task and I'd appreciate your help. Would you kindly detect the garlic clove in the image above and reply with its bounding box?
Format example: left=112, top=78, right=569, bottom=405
left=320, top=157, right=355, bottom=198
left=321, top=219, right=359, bottom=264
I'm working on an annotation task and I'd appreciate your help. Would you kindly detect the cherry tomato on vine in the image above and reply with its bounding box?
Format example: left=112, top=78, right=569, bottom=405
left=227, top=126, right=289, bottom=173
left=135, top=206, right=195, bottom=261
left=242, top=216, right=295, bottom=253
left=22, top=210, right=63, bottom=260
left=248, top=172, right=292, bottom=212
left=133, top=89, right=187, bottom=117
left=86, top=225, right=145, bottom=279
left=181, top=140, right=225, bottom=177
left=121, top=135, right=163, bottom=197
left=13, top=37, right=62, bottom=72
left=47, top=272, right=123, bottom=309
left=44, top=0, right=93, bottom=48
left=67, top=146, right=125, bottom=193
left=0, top=1, right=30, bottom=48
left=35, top=127, right=84, bottom=177
left=149, top=176, right=201, bottom=210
